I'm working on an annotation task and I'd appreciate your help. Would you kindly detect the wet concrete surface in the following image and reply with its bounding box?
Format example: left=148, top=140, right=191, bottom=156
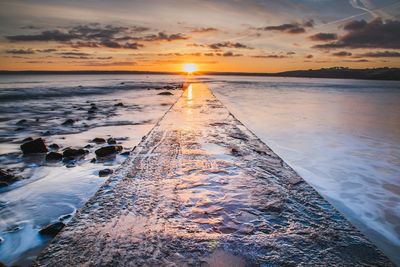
left=35, top=83, right=393, bottom=266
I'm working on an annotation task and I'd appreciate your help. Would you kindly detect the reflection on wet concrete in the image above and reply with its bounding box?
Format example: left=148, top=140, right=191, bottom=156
left=35, top=83, right=392, bottom=266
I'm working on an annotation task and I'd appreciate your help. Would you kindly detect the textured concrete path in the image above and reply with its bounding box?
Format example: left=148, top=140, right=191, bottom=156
left=35, top=83, right=392, bottom=266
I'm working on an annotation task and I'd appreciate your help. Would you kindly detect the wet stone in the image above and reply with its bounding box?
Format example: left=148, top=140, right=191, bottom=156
left=95, top=145, right=123, bottom=157
left=107, top=138, right=117, bottom=145
left=62, top=148, right=86, bottom=158
left=158, top=91, right=173, bottom=96
left=39, top=222, right=65, bottom=236
left=99, top=169, right=113, bottom=177
left=62, top=119, right=75, bottom=126
left=91, top=137, right=106, bottom=144
left=20, top=138, right=47, bottom=154
left=46, top=152, right=63, bottom=161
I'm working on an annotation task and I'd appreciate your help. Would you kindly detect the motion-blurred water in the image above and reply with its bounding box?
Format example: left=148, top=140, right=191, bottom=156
left=209, top=76, right=400, bottom=265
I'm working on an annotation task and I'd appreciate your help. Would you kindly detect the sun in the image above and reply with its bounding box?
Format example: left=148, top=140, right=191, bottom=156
left=183, top=63, right=197, bottom=74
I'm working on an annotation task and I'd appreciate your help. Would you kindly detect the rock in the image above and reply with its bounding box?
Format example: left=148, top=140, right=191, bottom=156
left=16, top=119, right=27, bottom=125
left=39, top=222, right=65, bottom=236
left=120, top=151, right=130, bottom=156
left=22, top=137, right=33, bottom=143
left=84, top=144, right=93, bottom=149
left=90, top=103, right=96, bottom=106
left=46, top=152, right=63, bottom=161
left=158, top=91, right=173, bottom=96
left=0, top=169, right=18, bottom=187
left=90, top=158, right=96, bottom=163
left=91, top=137, right=106, bottom=144
left=20, top=138, right=47, bottom=154
left=95, top=145, right=123, bottom=157
left=114, top=102, right=124, bottom=107
left=107, top=138, right=116, bottom=145
left=63, top=148, right=86, bottom=158
left=163, top=85, right=174, bottom=90
left=0, top=261, right=6, bottom=267
left=49, top=143, right=60, bottom=150
left=62, top=119, right=74, bottom=126
left=99, top=169, right=113, bottom=177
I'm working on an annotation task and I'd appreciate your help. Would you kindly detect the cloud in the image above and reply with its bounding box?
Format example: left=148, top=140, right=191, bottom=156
left=5, top=24, right=186, bottom=50
left=259, top=20, right=314, bottom=34
left=252, top=54, right=287, bottom=58
left=222, top=51, right=243, bottom=57
left=309, top=33, right=338, bottom=41
left=305, top=54, right=313, bottom=59
left=342, top=59, right=370, bottom=62
left=59, top=52, right=91, bottom=56
left=313, top=18, right=400, bottom=49
left=332, top=51, right=352, bottom=56
left=5, top=48, right=35, bottom=54
left=357, top=51, right=400, bottom=57
left=191, top=27, right=218, bottom=33
left=208, top=41, right=253, bottom=50
left=36, top=49, right=57, bottom=53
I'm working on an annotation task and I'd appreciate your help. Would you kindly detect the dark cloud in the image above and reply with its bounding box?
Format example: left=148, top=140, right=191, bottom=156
left=59, top=52, right=91, bottom=56
left=36, top=49, right=57, bottom=53
left=332, top=51, right=352, bottom=57
left=5, top=24, right=185, bottom=50
left=191, top=27, right=218, bottom=33
left=309, top=33, right=337, bottom=41
left=259, top=20, right=313, bottom=34
left=7, top=30, right=78, bottom=42
left=252, top=54, right=287, bottom=58
left=208, top=41, right=253, bottom=50
left=313, top=18, right=400, bottom=49
left=140, top=32, right=189, bottom=42
left=342, top=59, right=370, bottom=62
left=5, top=48, right=35, bottom=54
left=222, top=51, right=243, bottom=57
left=357, top=51, right=400, bottom=57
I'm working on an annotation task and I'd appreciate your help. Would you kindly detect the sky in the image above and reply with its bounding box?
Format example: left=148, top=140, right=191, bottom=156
left=0, top=0, right=399, bottom=72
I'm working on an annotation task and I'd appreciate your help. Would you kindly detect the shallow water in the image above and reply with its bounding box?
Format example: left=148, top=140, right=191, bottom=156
left=210, top=76, right=400, bottom=265
left=0, top=74, right=183, bottom=265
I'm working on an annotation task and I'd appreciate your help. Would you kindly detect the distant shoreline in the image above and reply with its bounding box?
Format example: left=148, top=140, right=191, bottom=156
left=0, top=67, right=399, bottom=81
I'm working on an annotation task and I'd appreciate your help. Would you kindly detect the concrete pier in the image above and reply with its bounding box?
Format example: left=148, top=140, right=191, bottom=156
left=35, top=83, right=392, bottom=266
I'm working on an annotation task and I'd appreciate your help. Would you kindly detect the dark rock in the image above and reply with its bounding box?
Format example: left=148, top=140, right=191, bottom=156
left=16, top=119, right=27, bottom=125
left=89, top=106, right=98, bottom=110
left=0, top=169, right=18, bottom=187
left=15, top=127, right=24, bottom=131
left=84, top=144, right=93, bottom=149
left=90, top=158, right=96, bottom=163
left=114, top=102, right=124, bottom=107
left=36, top=118, right=40, bottom=122
left=46, top=152, right=63, bottom=161
left=20, top=138, right=47, bottom=154
left=49, top=143, right=60, bottom=150
left=91, top=138, right=106, bottom=144
left=107, top=138, right=116, bottom=144
left=62, top=119, right=74, bottom=126
left=39, top=222, right=65, bottom=236
left=95, top=145, right=123, bottom=157
left=158, top=91, right=173, bottom=96
left=90, top=103, right=96, bottom=106
left=63, top=148, right=85, bottom=158
left=0, top=261, right=6, bottom=267
left=99, top=169, right=113, bottom=177
left=163, top=85, right=174, bottom=90
left=120, top=151, right=130, bottom=156
left=22, top=137, right=33, bottom=143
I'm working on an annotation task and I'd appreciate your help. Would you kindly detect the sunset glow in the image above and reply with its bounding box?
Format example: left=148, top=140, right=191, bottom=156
left=183, top=64, right=197, bottom=73
left=0, top=1, right=399, bottom=72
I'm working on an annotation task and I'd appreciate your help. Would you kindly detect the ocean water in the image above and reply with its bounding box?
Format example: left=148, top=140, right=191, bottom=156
left=209, top=76, right=400, bottom=265
left=0, top=74, right=399, bottom=265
